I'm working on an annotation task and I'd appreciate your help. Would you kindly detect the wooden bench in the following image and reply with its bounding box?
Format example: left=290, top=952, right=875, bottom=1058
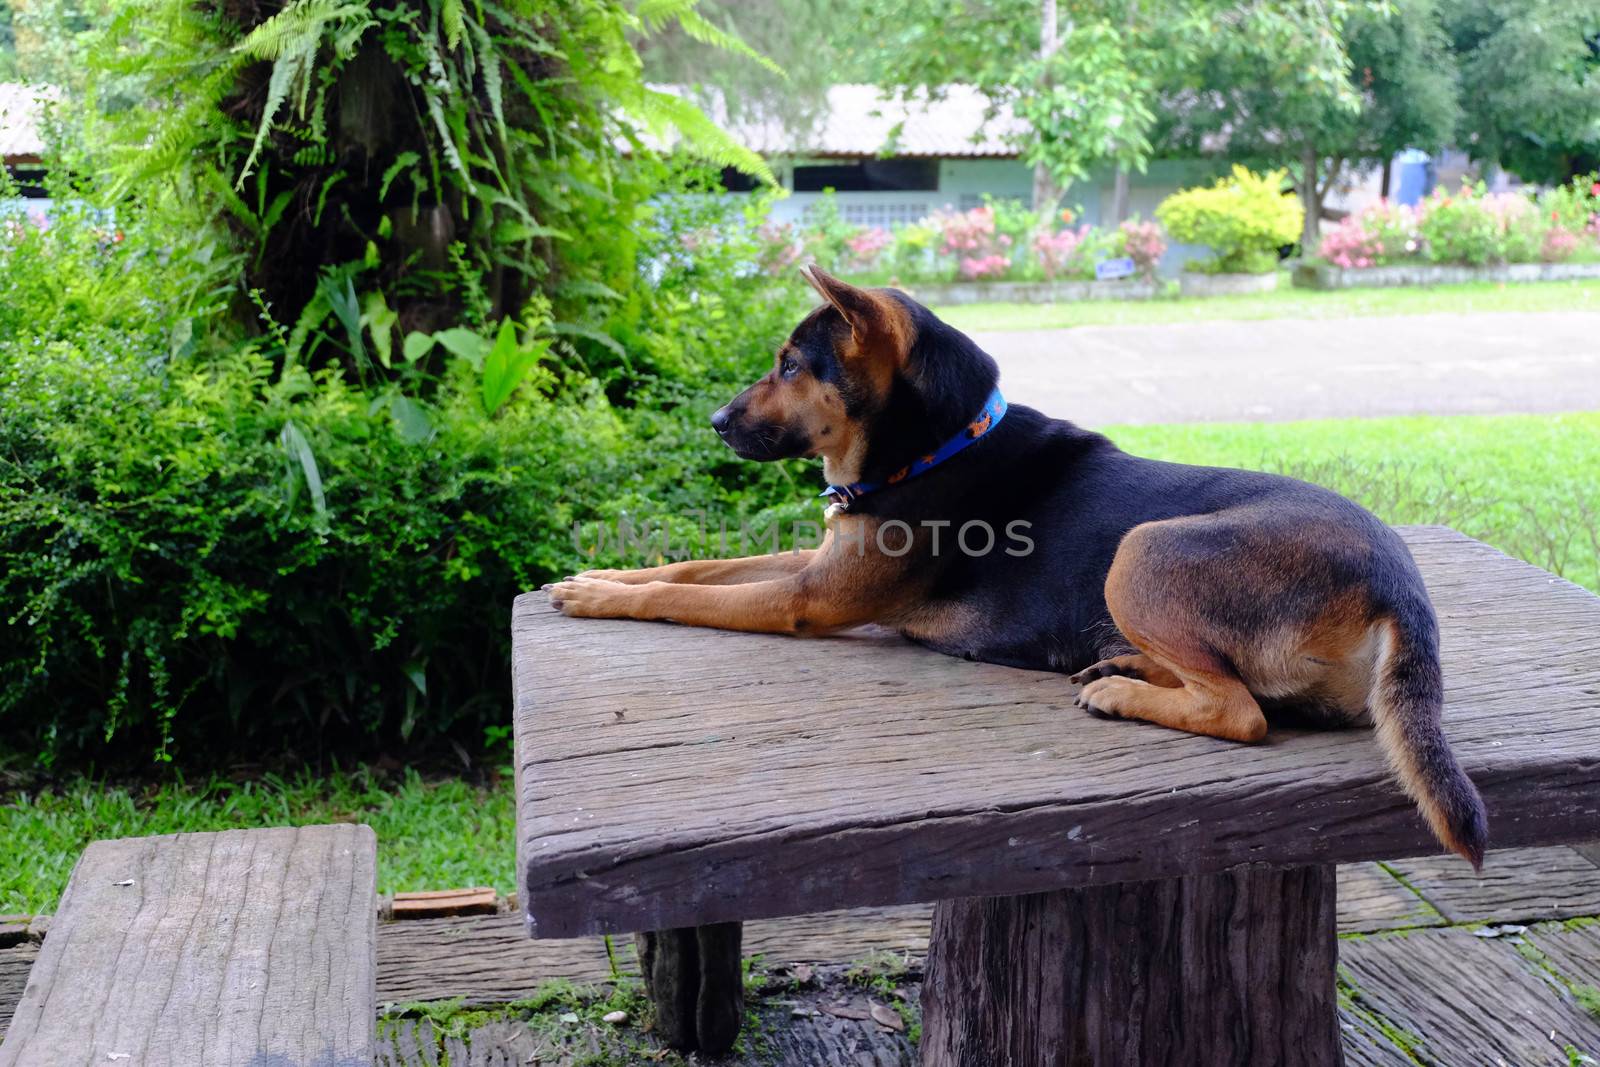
left=0, top=825, right=377, bottom=1067
left=511, top=526, right=1600, bottom=1064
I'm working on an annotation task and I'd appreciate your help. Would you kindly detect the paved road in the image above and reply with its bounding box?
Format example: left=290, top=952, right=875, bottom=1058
left=971, top=311, right=1600, bottom=425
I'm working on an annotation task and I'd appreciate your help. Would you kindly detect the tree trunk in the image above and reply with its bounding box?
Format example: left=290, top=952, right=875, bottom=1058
left=1381, top=157, right=1393, bottom=200
left=1110, top=167, right=1131, bottom=224
left=1032, top=166, right=1059, bottom=214
left=1301, top=147, right=1321, bottom=254
left=921, top=864, right=1340, bottom=1067
left=1032, top=0, right=1060, bottom=213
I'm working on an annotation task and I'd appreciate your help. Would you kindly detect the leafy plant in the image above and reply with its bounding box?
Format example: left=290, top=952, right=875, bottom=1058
left=1418, top=183, right=1532, bottom=266
left=1156, top=166, right=1303, bottom=274
left=92, top=0, right=774, bottom=391
left=0, top=155, right=804, bottom=765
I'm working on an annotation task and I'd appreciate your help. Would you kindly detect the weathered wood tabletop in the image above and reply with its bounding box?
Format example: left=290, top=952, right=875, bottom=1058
left=513, top=526, right=1600, bottom=939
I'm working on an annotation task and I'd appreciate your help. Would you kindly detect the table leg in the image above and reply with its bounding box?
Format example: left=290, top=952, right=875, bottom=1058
left=921, top=864, right=1340, bottom=1066
left=636, top=921, right=743, bottom=1053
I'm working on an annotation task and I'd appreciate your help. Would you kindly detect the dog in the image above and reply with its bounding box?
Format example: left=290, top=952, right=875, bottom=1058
left=545, top=265, right=1488, bottom=866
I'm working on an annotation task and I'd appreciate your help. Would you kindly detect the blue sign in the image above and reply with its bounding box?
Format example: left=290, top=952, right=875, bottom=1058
left=1095, top=256, right=1137, bottom=281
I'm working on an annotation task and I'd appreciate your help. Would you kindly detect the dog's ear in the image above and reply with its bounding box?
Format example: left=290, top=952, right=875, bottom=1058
left=800, top=264, right=887, bottom=346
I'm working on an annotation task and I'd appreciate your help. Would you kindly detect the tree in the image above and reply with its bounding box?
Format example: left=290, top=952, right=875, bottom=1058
left=845, top=0, right=1370, bottom=211
left=1161, top=0, right=1459, bottom=251
left=1442, top=0, right=1600, bottom=184
left=93, top=0, right=773, bottom=361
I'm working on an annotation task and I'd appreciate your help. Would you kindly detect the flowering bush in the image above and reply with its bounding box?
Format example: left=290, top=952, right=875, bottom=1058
left=1318, top=214, right=1384, bottom=270
left=1315, top=177, right=1600, bottom=270
left=1543, top=227, right=1582, bottom=263
left=1156, top=166, right=1302, bottom=274
left=783, top=196, right=1167, bottom=286
left=1119, top=218, right=1167, bottom=278
left=754, top=222, right=802, bottom=277
left=844, top=226, right=891, bottom=271
left=1033, top=225, right=1085, bottom=279
left=1317, top=200, right=1420, bottom=268
left=929, top=204, right=1016, bottom=279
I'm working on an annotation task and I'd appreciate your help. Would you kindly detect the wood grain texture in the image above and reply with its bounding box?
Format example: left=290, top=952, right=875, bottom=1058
left=374, top=985, right=920, bottom=1067
left=1527, top=921, right=1600, bottom=991
left=920, top=864, right=1340, bottom=1067
left=0, top=946, right=38, bottom=1040
left=1386, top=845, right=1600, bottom=924
left=368, top=978, right=1555, bottom=1067
left=375, top=904, right=934, bottom=1006
left=0, top=826, right=377, bottom=1067
left=1340, top=926, right=1600, bottom=1065
left=636, top=923, right=742, bottom=1053
left=513, top=526, right=1600, bottom=936
left=391, top=887, right=498, bottom=919
left=1337, top=862, right=1443, bottom=933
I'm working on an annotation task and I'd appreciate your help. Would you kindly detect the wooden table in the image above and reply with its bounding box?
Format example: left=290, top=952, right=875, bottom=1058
left=511, top=526, right=1600, bottom=1065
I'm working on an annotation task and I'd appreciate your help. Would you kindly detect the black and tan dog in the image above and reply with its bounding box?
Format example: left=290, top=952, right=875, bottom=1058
left=545, top=265, right=1488, bottom=866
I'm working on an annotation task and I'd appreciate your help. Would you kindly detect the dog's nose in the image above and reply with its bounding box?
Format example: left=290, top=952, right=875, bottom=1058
left=711, top=407, right=732, bottom=436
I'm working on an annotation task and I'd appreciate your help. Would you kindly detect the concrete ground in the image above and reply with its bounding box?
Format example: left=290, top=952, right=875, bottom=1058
left=972, top=310, right=1600, bottom=425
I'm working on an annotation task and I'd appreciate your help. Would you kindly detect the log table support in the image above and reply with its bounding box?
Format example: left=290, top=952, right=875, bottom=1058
left=636, top=922, right=744, bottom=1054
left=922, top=864, right=1340, bottom=1067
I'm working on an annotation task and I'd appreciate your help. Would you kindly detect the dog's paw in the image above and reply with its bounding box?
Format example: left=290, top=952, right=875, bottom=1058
left=1068, top=658, right=1136, bottom=686
left=543, top=575, right=636, bottom=619
left=574, top=567, right=640, bottom=584
left=1073, top=676, right=1140, bottom=721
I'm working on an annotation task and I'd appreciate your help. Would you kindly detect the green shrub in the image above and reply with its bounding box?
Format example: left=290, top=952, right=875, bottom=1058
left=0, top=0, right=819, bottom=766
left=1417, top=182, right=1550, bottom=266
left=0, top=191, right=805, bottom=766
left=1156, top=166, right=1302, bottom=274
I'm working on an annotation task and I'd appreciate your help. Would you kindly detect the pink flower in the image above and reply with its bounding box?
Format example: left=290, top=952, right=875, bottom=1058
left=931, top=205, right=1013, bottom=279
left=1543, top=227, right=1581, bottom=262
left=958, top=253, right=1010, bottom=280
left=845, top=227, right=891, bottom=267
left=1119, top=219, right=1167, bottom=277
left=1032, top=226, right=1084, bottom=279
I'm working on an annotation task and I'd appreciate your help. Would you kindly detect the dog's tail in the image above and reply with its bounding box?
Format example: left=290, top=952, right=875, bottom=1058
left=1369, top=597, right=1488, bottom=868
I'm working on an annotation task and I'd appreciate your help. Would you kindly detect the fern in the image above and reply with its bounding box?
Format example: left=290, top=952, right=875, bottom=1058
left=239, top=48, right=308, bottom=186
left=469, top=20, right=508, bottom=150
left=636, top=0, right=784, bottom=79
left=629, top=87, right=777, bottom=185
left=231, top=0, right=371, bottom=61
left=92, top=0, right=783, bottom=383
left=439, top=0, right=466, bottom=50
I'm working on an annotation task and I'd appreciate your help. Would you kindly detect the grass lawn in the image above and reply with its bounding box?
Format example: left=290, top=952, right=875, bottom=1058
left=932, top=276, right=1600, bottom=332
left=0, top=769, right=515, bottom=914
left=1113, top=411, right=1600, bottom=596
left=4, top=410, right=1595, bottom=915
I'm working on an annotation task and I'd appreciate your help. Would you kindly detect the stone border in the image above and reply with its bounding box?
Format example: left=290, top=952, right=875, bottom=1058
left=1294, top=259, right=1600, bottom=290
left=1178, top=270, right=1280, bottom=297
left=903, top=278, right=1158, bottom=305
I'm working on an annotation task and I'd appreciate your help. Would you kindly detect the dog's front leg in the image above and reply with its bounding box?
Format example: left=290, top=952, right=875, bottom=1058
left=543, top=572, right=872, bottom=635
left=574, top=551, right=816, bottom=586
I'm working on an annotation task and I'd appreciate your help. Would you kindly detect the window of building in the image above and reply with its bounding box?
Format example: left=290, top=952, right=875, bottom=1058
left=792, top=158, right=940, bottom=193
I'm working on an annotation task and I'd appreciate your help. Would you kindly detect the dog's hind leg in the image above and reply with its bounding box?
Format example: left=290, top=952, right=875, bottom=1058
left=1072, top=518, right=1275, bottom=742
left=1076, top=667, right=1267, bottom=742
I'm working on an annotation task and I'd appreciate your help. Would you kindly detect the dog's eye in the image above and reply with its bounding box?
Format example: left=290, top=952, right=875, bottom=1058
left=780, top=357, right=800, bottom=378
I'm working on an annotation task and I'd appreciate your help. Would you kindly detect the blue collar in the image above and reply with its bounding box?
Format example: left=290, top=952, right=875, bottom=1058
left=821, top=386, right=1008, bottom=510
